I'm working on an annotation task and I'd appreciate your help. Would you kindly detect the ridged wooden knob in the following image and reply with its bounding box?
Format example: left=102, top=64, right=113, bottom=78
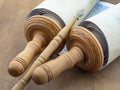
left=11, top=16, right=77, bottom=90
left=32, top=46, right=84, bottom=84
left=8, top=31, right=46, bottom=76
left=32, top=26, right=104, bottom=84
left=8, top=15, right=62, bottom=76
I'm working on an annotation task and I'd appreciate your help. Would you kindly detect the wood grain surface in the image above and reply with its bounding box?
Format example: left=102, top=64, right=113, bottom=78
left=0, top=0, right=120, bottom=90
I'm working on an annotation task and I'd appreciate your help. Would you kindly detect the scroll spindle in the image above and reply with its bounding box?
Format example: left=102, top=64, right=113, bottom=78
left=11, top=15, right=78, bottom=90
left=32, top=4, right=120, bottom=84
left=32, top=26, right=104, bottom=84
left=32, top=46, right=84, bottom=84
left=8, top=15, right=62, bottom=76
left=8, top=30, right=46, bottom=76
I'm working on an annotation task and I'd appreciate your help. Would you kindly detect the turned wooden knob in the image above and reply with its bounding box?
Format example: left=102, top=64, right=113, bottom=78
left=32, top=46, right=84, bottom=84
left=32, top=26, right=104, bottom=84
left=11, top=16, right=77, bottom=90
left=8, top=15, right=63, bottom=76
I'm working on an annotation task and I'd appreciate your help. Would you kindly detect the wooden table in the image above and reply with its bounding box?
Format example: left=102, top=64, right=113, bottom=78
left=0, top=0, right=120, bottom=90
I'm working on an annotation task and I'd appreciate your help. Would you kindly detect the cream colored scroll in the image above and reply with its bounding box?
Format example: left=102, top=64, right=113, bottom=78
left=60, top=1, right=114, bottom=54
left=34, top=0, right=99, bottom=24
left=82, top=3, right=120, bottom=68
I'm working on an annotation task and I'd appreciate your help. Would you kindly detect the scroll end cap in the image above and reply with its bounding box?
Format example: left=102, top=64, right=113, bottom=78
left=32, top=67, right=48, bottom=85
left=8, top=61, right=24, bottom=77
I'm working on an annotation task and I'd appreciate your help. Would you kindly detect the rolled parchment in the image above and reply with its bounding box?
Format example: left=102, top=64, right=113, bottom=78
left=11, top=0, right=99, bottom=90
left=86, top=1, right=114, bottom=18
left=9, top=0, right=99, bottom=77
left=28, top=0, right=99, bottom=25
left=60, top=1, right=114, bottom=54
left=80, top=3, right=120, bottom=69
left=31, top=3, right=120, bottom=85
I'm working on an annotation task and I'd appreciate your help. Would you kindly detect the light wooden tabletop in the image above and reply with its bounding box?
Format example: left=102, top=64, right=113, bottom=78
left=0, top=0, right=120, bottom=90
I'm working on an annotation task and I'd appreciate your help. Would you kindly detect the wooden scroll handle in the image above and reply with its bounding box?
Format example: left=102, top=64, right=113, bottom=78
left=8, top=31, right=46, bottom=76
left=11, top=16, right=77, bottom=90
left=32, top=46, right=84, bottom=84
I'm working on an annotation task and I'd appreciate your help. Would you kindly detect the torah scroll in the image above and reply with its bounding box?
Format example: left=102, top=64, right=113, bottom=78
left=80, top=3, right=120, bottom=69
left=11, top=0, right=100, bottom=90
left=28, top=0, right=99, bottom=26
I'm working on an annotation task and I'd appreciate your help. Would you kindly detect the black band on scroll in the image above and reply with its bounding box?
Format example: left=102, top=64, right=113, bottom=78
left=27, top=8, right=65, bottom=28
left=80, top=21, right=109, bottom=67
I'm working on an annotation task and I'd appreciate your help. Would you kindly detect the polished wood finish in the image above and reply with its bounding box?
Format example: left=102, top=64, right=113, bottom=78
left=32, top=46, right=84, bottom=84
left=12, top=16, right=77, bottom=90
left=8, top=30, right=46, bottom=76
left=32, top=26, right=104, bottom=84
left=0, top=0, right=120, bottom=90
left=68, top=27, right=103, bottom=71
left=8, top=15, right=62, bottom=76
